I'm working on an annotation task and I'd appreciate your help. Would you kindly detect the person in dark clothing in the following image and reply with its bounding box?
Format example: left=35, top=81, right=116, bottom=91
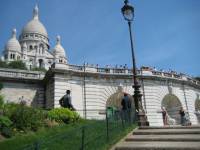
left=121, top=93, right=131, bottom=122
left=121, top=93, right=131, bottom=110
left=59, top=90, right=75, bottom=110
left=179, top=107, right=185, bottom=125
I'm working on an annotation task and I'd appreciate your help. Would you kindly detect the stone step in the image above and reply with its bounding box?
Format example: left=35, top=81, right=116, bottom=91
left=125, top=134, right=200, bottom=141
left=112, top=126, right=200, bottom=150
left=133, top=128, right=200, bottom=135
left=115, top=141, right=200, bottom=150
left=139, top=125, right=200, bottom=130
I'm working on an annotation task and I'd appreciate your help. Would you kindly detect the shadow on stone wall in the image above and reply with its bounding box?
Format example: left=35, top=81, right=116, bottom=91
left=31, top=90, right=40, bottom=107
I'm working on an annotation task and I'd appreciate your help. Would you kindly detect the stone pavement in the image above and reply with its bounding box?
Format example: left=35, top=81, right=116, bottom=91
left=111, top=126, right=200, bottom=150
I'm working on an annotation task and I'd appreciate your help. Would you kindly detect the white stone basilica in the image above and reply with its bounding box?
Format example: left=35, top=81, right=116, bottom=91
left=2, top=5, right=67, bottom=70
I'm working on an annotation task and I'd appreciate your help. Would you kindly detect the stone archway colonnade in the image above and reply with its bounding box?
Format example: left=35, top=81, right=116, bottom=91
left=44, top=64, right=200, bottom=126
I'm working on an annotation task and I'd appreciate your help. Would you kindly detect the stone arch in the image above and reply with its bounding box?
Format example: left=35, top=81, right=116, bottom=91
left=29, top=45, right=33, bottom=50
left=195, top=99, right=200, bottom=123
left=161, top=94, right=182, bottom=124
left=106, top=90, right=136, bottom=120
left=38, top=59, right=44, bottom=68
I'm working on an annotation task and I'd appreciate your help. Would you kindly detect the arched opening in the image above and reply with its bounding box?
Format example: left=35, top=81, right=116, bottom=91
left=106, top=91, right=136, bottom=121
left=38, top=59, right=44, bottom=68
left=162, top=94, right=182, bottom=124
left=195, top=99, right=200, bottom=123
left=29, top=45, right=33, bottom=50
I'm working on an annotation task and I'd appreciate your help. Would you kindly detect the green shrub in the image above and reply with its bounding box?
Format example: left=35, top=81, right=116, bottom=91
left=0, top=95, right=4, bottom=109
left=3, top=103, right=19, bottom=118
left=0, top=83, right=4, bottom=109
left=0, top=116, right=12, bottom=128
left=0, top=60, right=8, bottom=68
left=48, top=108, right=80, bottom=123
left=31, top=67, right=47, bottom=72
left=8, top=60, right=27, bottom=70
left=1, top=126, right=12, bottom=138
left=0, top=116, right=13, bottom=138
left=10, top=105, right=46, bottom=131
left=0, top=60, right=27, bottom=70
left=0, top=82, right=3, bottom=90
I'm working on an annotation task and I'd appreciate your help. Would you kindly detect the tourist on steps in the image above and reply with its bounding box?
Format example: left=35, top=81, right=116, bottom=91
left=161, top=107, right=168, bottom=126
left=179, top=107, right=191, bottom=126
left=157, top=107, right=168, bottom=126
left=179, top=107, right=186, bottom=126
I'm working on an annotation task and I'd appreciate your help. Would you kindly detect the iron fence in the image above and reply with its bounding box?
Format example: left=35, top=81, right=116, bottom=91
left=21, top=109, right=136, bottom=150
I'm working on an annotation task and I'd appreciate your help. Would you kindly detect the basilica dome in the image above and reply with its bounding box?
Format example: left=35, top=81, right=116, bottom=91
left=5, top=29, right=21, bottom=52
left=52, top=36, right=66, bottom=57
left=21, top=5, right=48, bottom=37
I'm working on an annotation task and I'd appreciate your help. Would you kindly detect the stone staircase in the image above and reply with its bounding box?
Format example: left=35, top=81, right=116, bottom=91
left=113, top=126, right=200, bottom=150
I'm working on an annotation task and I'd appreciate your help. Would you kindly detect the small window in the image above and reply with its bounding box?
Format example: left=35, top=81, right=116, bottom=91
left=30, top=45, right=33, bottom=50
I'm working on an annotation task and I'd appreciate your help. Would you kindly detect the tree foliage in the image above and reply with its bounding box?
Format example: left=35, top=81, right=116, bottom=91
left=195, top=77, right=200, bottom=81
left=0, top=60, right=27, bottom=70
left=0, top=61, right=8, bottom=68
left=31, top=67, right=47, bottom=72
left=8, top=60, right=27, bottom=70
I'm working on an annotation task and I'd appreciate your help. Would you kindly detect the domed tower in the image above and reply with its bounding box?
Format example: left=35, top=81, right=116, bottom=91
left=52, top=36, right=67, bottom=64
left=4, top=29, right=21, bottom=61
left=19, top=4, right=53, bottom=69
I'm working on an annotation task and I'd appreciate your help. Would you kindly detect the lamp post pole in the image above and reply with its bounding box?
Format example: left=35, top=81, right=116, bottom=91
left=121, top=0, right=149, bottom=126
left=83, top=62, right=87, bottom=119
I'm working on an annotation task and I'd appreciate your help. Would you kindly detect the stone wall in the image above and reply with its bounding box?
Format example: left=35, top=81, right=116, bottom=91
left=45, top=67, right=200, bottom=126
left=0, top=81, right=44, bottom=107
left=0, top=68, right=45, bottom=107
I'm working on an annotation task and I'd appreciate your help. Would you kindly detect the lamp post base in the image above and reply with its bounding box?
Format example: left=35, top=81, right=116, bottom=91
left=138, top=111, right=149, bottom=126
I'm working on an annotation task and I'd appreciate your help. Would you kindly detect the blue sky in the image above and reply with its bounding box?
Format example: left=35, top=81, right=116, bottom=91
left=0, top=0, right=199, bottom=76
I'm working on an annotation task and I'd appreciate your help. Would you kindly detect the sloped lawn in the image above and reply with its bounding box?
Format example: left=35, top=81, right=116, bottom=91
left=0, top=120, right=136, bottom=150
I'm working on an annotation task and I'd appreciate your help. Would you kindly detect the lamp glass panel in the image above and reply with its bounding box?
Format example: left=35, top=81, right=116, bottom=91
left=123, top=9, right=133, bottom=21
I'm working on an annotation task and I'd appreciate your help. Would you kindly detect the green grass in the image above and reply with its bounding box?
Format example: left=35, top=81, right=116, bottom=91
left=0, top=120, right=136, bottom=150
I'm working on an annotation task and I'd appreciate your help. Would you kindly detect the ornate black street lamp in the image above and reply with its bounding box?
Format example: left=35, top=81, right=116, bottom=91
left=121, top=0, right=149, bottom=126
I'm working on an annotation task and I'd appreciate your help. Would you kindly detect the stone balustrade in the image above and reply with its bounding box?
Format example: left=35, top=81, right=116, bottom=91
left=0, top=63, right=199, bottom=86
left=0, top=68, right=44, bottom=80
left=62, top=64, right=199, bottom=86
